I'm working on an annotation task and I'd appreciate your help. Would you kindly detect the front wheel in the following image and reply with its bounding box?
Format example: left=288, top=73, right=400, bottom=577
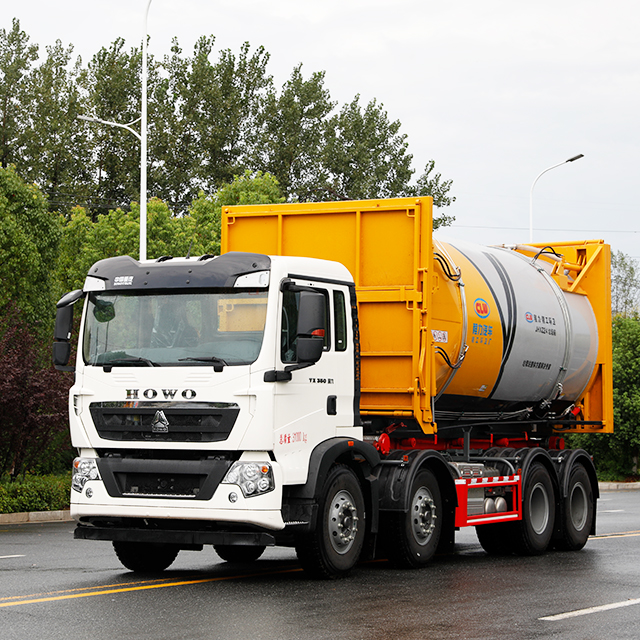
left=295, top=465, right=365, bottom=579
left=387, top=469, right=442, bottom=568
left=113, top=541, right=180, bottom=572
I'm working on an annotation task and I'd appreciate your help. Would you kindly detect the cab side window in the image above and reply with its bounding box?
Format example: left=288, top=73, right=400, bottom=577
left=334, top=290, right=347, bottom=352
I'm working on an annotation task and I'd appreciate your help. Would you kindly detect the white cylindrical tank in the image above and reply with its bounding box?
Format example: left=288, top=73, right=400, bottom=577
left=431, top=240, right=598, bottom=416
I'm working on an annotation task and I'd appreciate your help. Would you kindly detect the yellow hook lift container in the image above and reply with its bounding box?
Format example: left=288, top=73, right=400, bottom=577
left=222, top=197, right=612, bottom=437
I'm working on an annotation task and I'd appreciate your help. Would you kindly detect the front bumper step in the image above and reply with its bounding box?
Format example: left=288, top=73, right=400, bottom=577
left=75, top=523, right=275, bottom=547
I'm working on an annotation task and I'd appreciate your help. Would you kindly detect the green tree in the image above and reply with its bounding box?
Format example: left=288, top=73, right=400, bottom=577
left=0, top=18, right=38, bottom=169
left=81, top=38, right=148, bottom=214
left=251, top=65, right=334, bottom=201
left=406, top=159, right=456, bottom=229
left=153, top=37, right=272, bottom=210
left=611, top=250, right=639, bottom=317
left=20, top=40, right=91, bottom=210
left=0, top=23, right=456, bottom=230
left=321, top=95, right=413, bottom=202
left=0, top=165, right=61, bottom=331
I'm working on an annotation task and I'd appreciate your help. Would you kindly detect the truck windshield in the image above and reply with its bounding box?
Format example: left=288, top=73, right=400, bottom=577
left=83, top=289, right=268, bottom=367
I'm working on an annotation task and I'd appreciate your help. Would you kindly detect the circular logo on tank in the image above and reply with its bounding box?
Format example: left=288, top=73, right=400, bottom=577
left=525, top=312, right=534, bottom=323
left=474, top=298, right=490, bottom=318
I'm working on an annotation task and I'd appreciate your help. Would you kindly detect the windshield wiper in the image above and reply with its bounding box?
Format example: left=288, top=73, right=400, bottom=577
left=101, top=356, right=160, bottom=371
left=179, top=356, right=228, bottom=371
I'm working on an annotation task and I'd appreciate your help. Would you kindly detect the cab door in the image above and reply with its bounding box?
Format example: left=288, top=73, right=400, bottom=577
left=273, top=279, right=357, bottom=484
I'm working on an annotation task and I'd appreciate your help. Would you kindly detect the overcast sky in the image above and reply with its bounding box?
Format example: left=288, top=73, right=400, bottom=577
left=2, top=0, right=639, bottom=256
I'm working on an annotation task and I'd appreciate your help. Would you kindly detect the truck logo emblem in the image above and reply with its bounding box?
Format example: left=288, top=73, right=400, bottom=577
left=474, top=298, right=490, bottom=319
left=151, top=410, right=170, bottom=433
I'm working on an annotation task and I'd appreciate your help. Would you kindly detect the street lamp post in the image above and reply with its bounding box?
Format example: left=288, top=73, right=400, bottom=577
left=529, top=154, right=584, bottom=243
left=140, top=0, right=153, bottom=262
left=79, top=0, right=153, bottom=262
left=78, top=115, right=142, bottom=142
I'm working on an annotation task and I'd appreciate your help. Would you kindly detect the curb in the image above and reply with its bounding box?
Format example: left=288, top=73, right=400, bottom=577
left=0, top=510, right=72, bottom=524
left=598, top=482, right=640, bottom=492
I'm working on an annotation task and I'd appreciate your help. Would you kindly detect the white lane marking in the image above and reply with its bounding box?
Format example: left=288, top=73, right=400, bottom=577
left=0, top=555, right=25, bottom=559
left=540, top=598, right=640, bottom=621
left=599, top=509, right=625, bottom=513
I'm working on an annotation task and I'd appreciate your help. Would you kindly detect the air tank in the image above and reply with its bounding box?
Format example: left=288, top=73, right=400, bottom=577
left=431, top=239, right=598, bottom=418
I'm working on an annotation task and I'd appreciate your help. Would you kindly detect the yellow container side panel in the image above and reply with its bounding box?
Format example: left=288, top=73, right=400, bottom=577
left=358, top=208, right=417, bottom=287
left=224, top=216, right=280, bottom=255
left=359, top=300, right=414, bottom=412
left=281, top=212, right=358, bottom=268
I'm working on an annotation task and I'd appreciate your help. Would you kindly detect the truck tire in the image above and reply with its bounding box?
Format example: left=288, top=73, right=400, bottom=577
left=554, top=463, right=593, bottom=551
left=475, top=522, right=516, bottom=555
left=387, top=469, right=442, bottom=568
left=513, top=462, right=555, bottom=555
left=214, top=545, right=266, bottom=563
left=294, top=464, right=365, bottom=579
left=113, top=541, right=180, bottom=572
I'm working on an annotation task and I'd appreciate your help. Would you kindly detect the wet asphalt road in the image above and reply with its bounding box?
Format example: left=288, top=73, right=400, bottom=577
left=1, top=489, right=640, bottom=640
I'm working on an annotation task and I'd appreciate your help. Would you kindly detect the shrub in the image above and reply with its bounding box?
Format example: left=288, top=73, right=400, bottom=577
left=0, top=474, right=70, bottom=514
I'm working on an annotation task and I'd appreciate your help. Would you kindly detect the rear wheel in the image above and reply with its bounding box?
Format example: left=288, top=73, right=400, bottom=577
left=554, top=463, right=593, bottom=551
left=113, top=541, right=180, bottom=572
left=295, top=465, right=365, bottom=579
left=513, top=462, right=555, bottom=555
left=214, top=545, right=266, bottom=563
left=387, top=469, right=442, bottom=568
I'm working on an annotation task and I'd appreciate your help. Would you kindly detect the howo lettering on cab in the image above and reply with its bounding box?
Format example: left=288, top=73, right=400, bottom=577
left=53, top=198, right=613, bottom=578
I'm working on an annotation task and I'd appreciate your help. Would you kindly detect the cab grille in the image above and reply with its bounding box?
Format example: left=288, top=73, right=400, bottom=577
left=89, top=402, right=240, bottom=442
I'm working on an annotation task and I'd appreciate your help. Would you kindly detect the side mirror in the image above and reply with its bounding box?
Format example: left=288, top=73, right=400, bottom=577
left=54, top=305, right=74, bottom=341
left=296, top=290, right=326, bottom=365
left=52, top=289, right=84, bottom=372
left=298, top=336, right=324, bottom=364
left=52, top=341, right=71, bottom=368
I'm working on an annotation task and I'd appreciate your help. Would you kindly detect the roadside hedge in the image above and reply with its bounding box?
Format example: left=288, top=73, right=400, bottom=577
left=0, top=474, right=70, bottom=514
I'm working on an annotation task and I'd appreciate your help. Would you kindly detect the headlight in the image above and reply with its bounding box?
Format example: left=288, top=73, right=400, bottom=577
left=222, top=461, right=274, bottom=498
left=72, top=457, right=101, bottom=493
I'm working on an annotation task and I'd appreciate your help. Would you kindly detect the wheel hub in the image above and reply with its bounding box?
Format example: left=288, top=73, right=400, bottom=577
left=328, top=490, right=359, bottom=554
left=412, top=488, right=437, bottom=544
left=569, top=481, right=588, bottom=531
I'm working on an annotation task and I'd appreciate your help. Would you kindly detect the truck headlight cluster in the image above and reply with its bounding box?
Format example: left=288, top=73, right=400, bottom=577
left=72, top=457, right=101, bottom=493
left=222, top=462, right=274, bottom=498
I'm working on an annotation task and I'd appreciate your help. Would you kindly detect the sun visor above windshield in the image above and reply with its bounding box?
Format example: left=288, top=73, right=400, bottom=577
left=85, top=253, right=271, bottom=291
